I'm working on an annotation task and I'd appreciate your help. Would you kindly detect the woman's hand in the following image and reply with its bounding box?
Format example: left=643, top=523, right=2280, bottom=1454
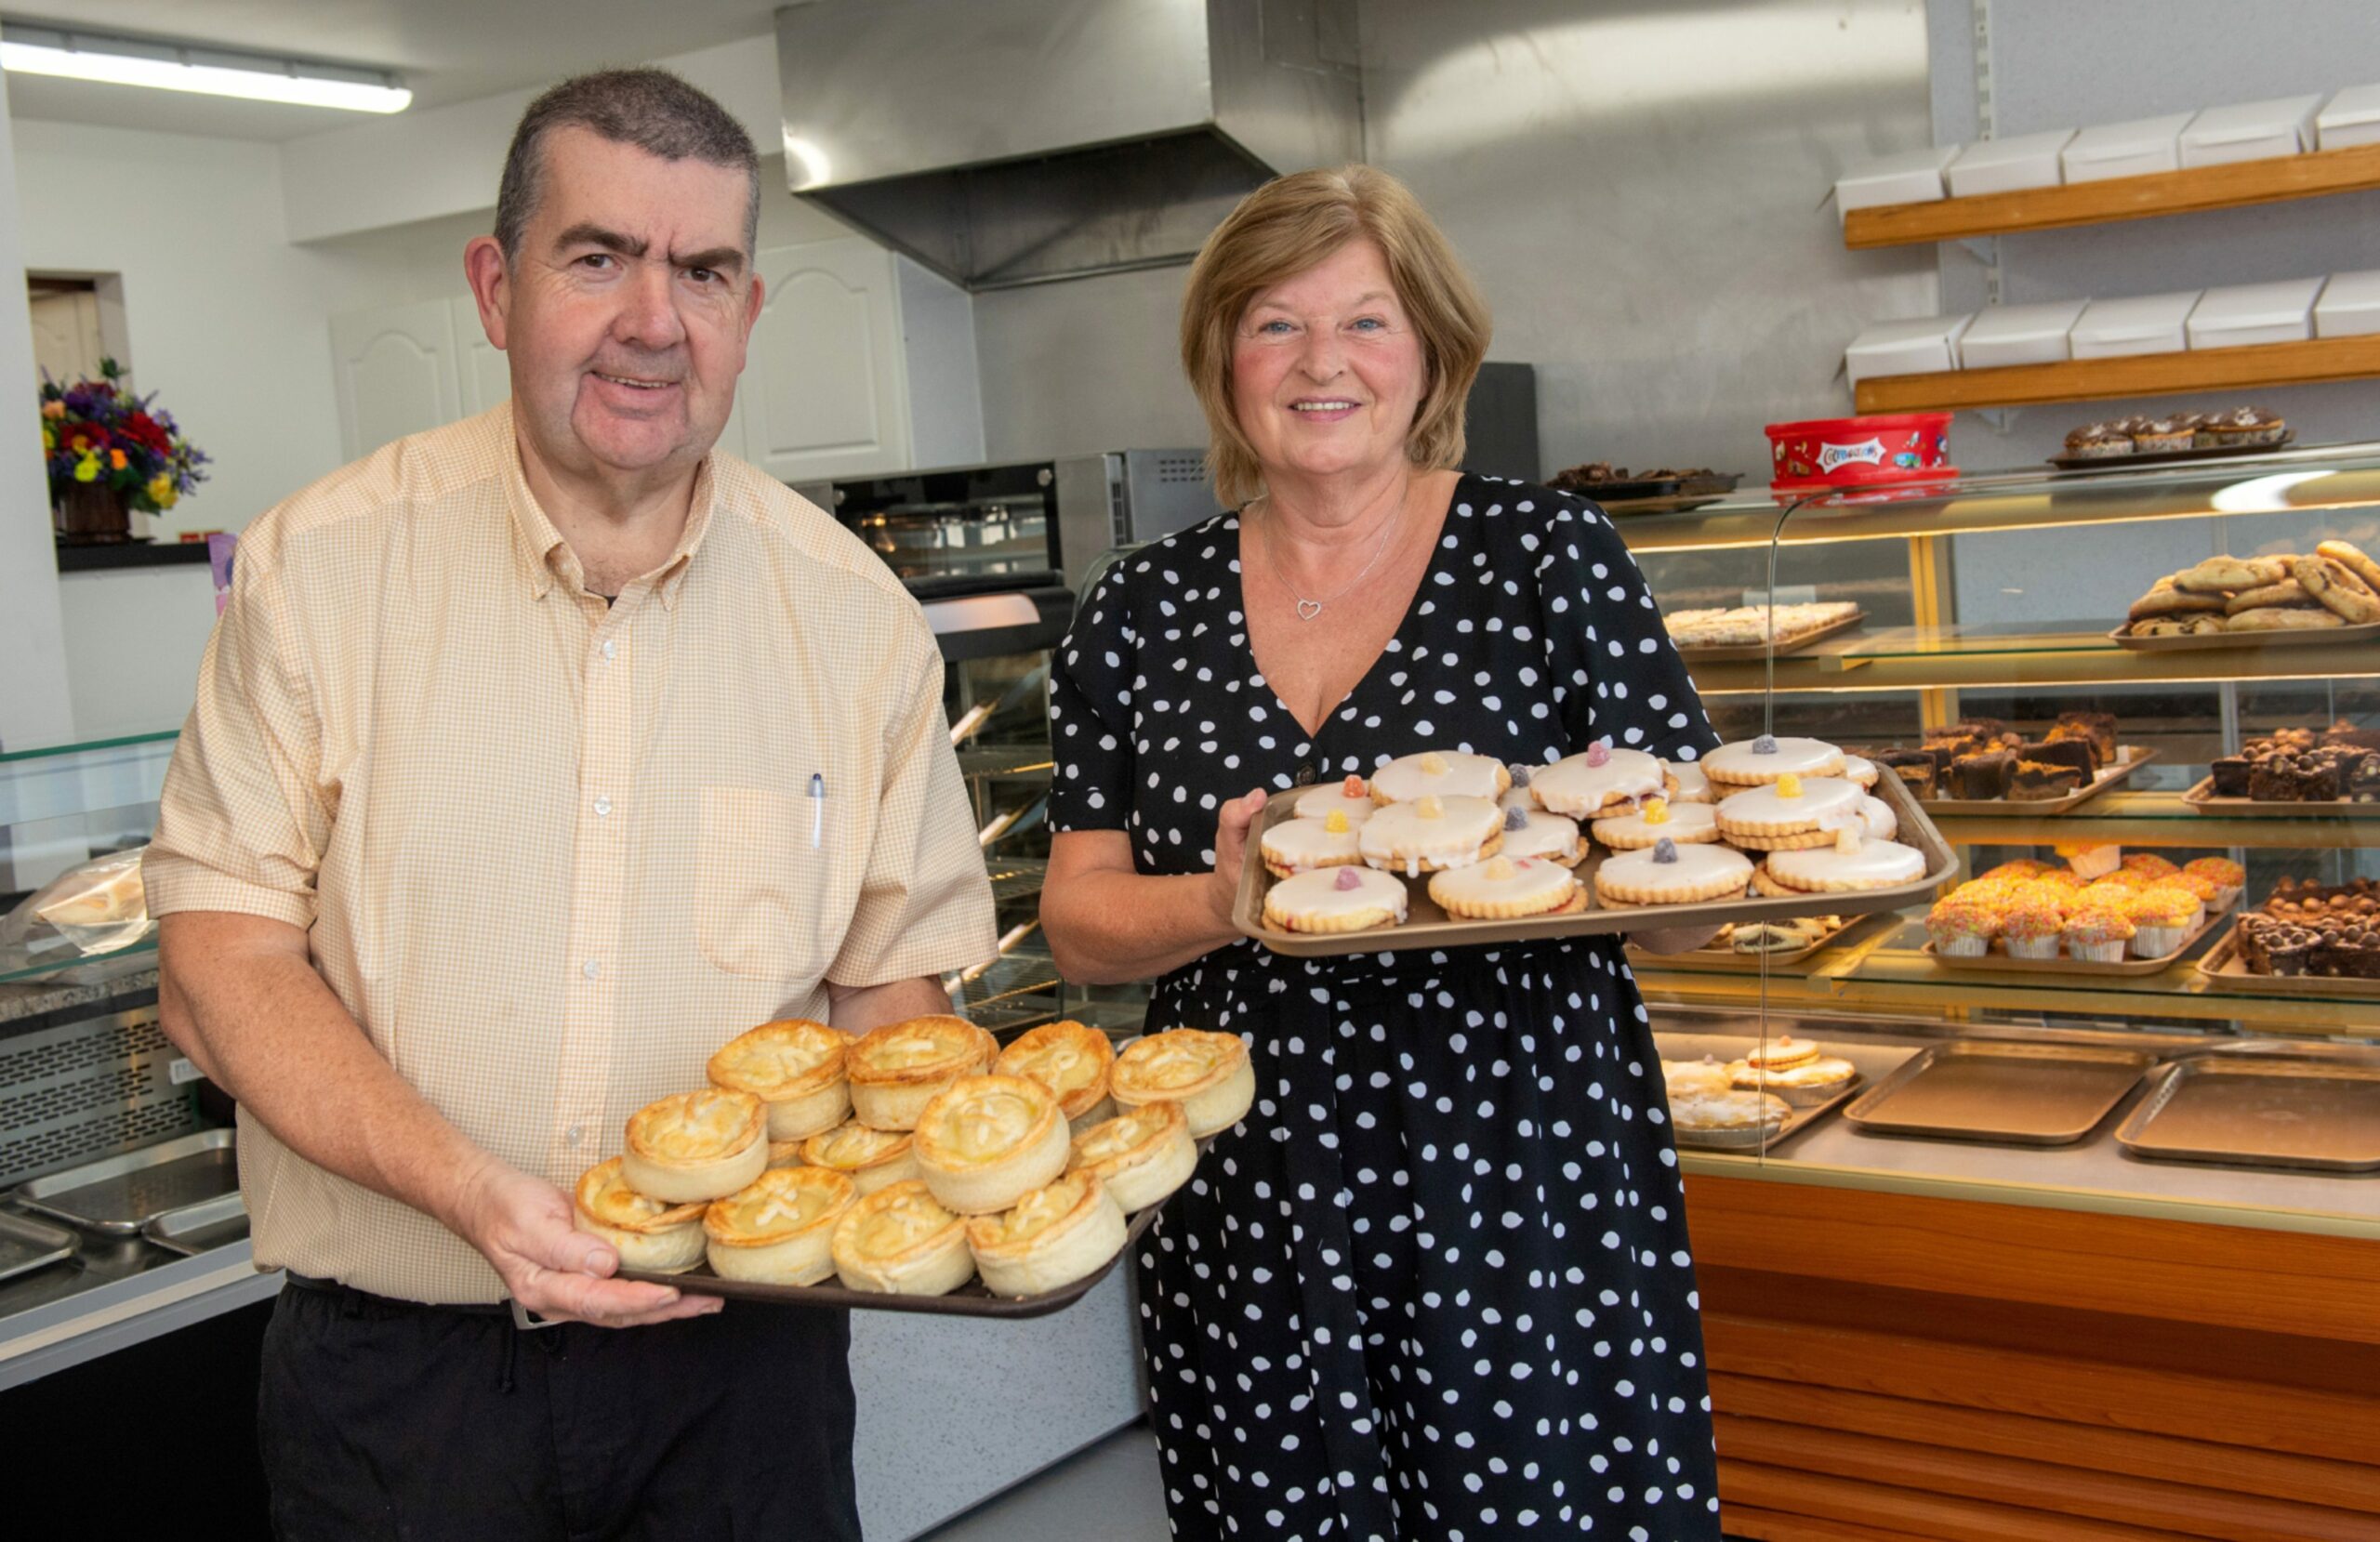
left=1627, top=923, right=1723, bottom=955
left=1204, top=789, right=1271, bottom=928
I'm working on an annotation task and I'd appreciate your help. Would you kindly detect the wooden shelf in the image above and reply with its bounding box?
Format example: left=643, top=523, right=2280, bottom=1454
left=1842, top=141, right=2380, bottom=249
left=1854, top=333, right=2380, bottom=414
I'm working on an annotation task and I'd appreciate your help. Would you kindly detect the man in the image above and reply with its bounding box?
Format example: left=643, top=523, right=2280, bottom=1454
left=148, top=70, right=994, bottom=1538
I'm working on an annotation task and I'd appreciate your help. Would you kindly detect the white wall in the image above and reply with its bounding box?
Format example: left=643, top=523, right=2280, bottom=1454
left=0, top=72, right=74, bottom=751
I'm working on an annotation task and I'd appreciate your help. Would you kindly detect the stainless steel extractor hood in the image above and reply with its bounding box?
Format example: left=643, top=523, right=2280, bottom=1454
left=776, top=0, right=1361, bottom=291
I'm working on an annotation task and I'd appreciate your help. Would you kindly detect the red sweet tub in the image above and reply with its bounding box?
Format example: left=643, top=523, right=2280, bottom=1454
left=1765, top=413, right=1954, bottom=493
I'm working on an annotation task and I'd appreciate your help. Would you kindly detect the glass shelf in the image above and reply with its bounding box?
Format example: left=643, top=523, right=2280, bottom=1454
left=1687, top=626, right=2380, bottom=694
left=0, top=929, right=154, bottom=988
left=1926, top=792, right=2380, bottom=850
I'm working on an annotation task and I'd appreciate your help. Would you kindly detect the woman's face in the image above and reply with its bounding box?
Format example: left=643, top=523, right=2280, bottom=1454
left=1230, top=238, right=1428, bottom=493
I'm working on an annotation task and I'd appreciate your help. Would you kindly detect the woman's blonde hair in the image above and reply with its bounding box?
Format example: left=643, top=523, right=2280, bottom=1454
left=1180, top=165, right=1491, bottom=507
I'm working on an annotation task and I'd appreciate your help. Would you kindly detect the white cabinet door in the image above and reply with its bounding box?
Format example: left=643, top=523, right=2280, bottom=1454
left=329, top=299, right=461, bottom=461
left=450, top=296, right=510, bottom=415
left=735, top=238, right=910, bottom=481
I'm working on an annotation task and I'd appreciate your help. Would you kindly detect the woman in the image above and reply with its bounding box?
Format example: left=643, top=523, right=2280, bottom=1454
left=1040, top=165, right=1722, bottom=1542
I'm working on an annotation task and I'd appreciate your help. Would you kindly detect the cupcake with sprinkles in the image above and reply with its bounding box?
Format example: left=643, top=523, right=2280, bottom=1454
left=2063, top=904, right=2135, bottom=964
left=2182, top=857, right=2244, bottom=911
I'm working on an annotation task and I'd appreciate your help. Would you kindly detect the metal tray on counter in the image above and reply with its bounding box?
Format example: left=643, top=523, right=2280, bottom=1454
left=140, top=1192, right=250, bottom=1257
left=1842, top=1040, right=2159, bottom=1146
left=1673, top=609, right=1866, bottom=663
left=13, top=1128, right=238, bottom=1235
left=2115, top=1056, right=2380, bottom=1173
left=1237, top=770, right=1953, bottom=959
left=0, top=1209, right=79, bottom=1283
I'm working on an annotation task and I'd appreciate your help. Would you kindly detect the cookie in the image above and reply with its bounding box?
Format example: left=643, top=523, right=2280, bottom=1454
left=1262, top=865, right=1408, bottom=934
left=2317, top=539, right=2380, bottom=595
left=1260, top=811, right=1363, bottom=877
left=1427, top=854, right=1584, bottom=919
left=2127, top=614, right=2223, bottom=637
left=1590, top=797, right=1720, bottom=850
left=1357, top=795, right=1504, bottom=876
left=2224, top=577, right=2307, bottom=614
left=2226, top=606, right=2345, bottom=631
left=2125, top=581, right=2223, bottom=622
left=2292, top=553, right=2380, bottom=625
left=1593, top=837, right=1753, bottom=906
left=2174, top=555, right=2289, bottom=594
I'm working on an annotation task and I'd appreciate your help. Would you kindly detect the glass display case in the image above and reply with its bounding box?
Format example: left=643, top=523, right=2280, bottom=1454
left=1618, top=441, right=2380, bottom=1237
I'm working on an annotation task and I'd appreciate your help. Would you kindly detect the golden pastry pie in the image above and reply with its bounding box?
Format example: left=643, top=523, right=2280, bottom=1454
left=995, top=1020, right=1117, bottom=1130
left=703, top=1166, right=855, bottom=1285
left=707, top=1019, right=854, bottom=1142
left=846, top=1016, right=998, bottom=1131
left=966, top=1171, right=1129, bottom=1298
left=622, top=1089, right=768, bottom=1204
left=571, top=1157, right=707, bottom=1273
left=767, top=1140, right=807, bottom=1170
left=830, top=1179, right=975, bottom=1296
left=1067, top=1100, right=1197, bottom=1213
left=913, top=1074, right=1074, bottom=1215
left=1110, top=1029, right=1257, bottom=1139
left=799, top=1118, right=921, bottom=1195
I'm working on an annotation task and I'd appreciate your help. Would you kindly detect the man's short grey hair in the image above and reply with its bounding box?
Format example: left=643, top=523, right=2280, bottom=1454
left=495, top=68, right=760, bottom=260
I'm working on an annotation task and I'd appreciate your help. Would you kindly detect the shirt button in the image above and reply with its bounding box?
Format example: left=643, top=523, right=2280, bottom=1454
left=566, top=1124, right=585, bottom=1147
left=1293, top=763, right=1317, bottom=786
left=601, top=639, right=617, bottom=661
left=582, top=959, right=602, bottom=981
left=593, top=796, right=613, bottom=817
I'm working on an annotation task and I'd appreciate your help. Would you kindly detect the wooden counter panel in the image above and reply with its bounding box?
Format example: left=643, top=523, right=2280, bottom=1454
left=1720, top=1460, right=2207, bottom=1541
left=1682, top=1172, right=2380, bottom=1346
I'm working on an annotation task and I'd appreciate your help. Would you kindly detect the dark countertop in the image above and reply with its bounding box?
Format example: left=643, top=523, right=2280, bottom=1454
left=0, top=957, right=159, bottom=1030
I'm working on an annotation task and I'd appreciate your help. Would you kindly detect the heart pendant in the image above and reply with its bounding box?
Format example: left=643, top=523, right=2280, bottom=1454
left=1296, top=599, right=1323, bottom=621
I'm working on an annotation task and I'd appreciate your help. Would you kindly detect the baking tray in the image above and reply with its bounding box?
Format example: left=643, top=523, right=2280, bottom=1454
left=1236, top=764, right=1955, bottom=959
left=12, top=1128, right=238, bottom=1235
left=1842, top=1040, right=2159, bottom=1146
left=2109, top=618, right=2380, bottom=652
left=140, top=1192, right=250, bottom=1257
left=2049, top=433, right=2294, bottom=471
left=1920, top=903, right=2222, bottom=978
left=0, top=1209, right=78, bottom=1283
left=1627, top=911, right=1890, bottom=971
left=2195, top=929, right=2380, bottom=999
left=2180, top=775, right=2380, bottom=818
left=2115, top=1055, right=2380, bottom=1173
left=1554, top=471, right=1740, bottom=503
left=620, top=1180, right=1171, bottom=1319
left=1673, top=609, right=1867, bottom=662
left=1673, top=1078, right=1862, bottom=1153
left=1917, top=745, right=2158, bottom=816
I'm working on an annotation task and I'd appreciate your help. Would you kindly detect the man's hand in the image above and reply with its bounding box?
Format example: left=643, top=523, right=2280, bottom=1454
left=453, top=1156, right=721, bottom=1328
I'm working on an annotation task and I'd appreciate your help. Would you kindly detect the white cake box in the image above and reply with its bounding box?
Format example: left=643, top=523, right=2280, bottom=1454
left=1834, top=145, right=1960, bottom=222
left=1956, top=299, right=2086, bottom=370
left=1844, top=314, right=1973, bottom=386
left=2316, top=83, right=2380, bottom=150
left=2061, top=113, right=2195, bottom=183
left=2315, top=270, right=2380, bottom=336
left=2179, top=95, right=2323, bottom=166
left=2186, top=278, right=2323, bottom=349
left=2069, top=292, right=2201, bottom=359
left=1945, top=130, right=2075, bottom=197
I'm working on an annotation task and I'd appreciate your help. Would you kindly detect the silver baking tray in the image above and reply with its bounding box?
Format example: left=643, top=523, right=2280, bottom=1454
left=13, top=1127, right=238, bottom=1234
left=140, top=1191, right=251, bottom=1256
left=1842, top=1040, right=2158, bottom=1146
left=2115, top=1056, right=2380, bottom=1173
left=0, top=1209, right=79, bottom=1283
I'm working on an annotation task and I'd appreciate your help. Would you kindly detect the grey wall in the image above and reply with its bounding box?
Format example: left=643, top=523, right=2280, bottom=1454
left=972, top=0, right=1939, bottom=479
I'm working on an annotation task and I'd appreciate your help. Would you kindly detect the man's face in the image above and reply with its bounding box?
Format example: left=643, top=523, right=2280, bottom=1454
left=485, top=127, right=760, bottom=484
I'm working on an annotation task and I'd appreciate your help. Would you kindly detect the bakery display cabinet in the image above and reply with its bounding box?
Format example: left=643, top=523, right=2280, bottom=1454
left=1621, top=443, right=2380, bottom=1542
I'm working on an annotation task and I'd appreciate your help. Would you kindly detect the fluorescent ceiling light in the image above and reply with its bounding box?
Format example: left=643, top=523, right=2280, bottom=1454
left=0, top=26, right=409, bottom=113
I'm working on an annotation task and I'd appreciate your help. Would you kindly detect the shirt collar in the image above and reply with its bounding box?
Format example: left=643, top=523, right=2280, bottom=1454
left=502, top=401, right=721, bottom=612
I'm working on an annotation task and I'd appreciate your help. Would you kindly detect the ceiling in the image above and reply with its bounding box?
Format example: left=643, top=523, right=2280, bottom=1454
left=0, top=0, right=785, bottom=141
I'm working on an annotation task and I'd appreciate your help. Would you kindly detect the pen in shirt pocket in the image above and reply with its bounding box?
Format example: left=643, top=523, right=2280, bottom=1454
left=809, top=771, right=826, bottom=850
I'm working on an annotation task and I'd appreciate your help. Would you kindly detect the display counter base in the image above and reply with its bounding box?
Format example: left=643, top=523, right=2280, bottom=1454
left=1687, top=1173, right=2380, bottom=1540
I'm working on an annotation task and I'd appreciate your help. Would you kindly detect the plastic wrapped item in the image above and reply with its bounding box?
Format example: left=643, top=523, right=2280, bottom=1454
left=2, top=848, right=152, bottom=959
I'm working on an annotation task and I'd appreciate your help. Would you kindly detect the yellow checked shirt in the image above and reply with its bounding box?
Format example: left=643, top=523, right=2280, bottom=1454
left=145, top=402, right=997, bottom=1303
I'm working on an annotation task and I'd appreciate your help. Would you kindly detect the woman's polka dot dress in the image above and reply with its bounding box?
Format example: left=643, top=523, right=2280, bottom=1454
left=1048, top=476, right=1724, bottom=1541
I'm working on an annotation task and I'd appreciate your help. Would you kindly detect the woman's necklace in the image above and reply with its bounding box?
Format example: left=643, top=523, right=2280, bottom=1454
left=1252, top=490, right=1404, bottom=621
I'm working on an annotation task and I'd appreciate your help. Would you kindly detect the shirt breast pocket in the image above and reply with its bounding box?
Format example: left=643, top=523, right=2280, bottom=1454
left=695, top=784, right=832, bottom=983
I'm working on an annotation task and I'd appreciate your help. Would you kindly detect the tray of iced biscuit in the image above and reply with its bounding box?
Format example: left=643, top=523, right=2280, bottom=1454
left=1661, top=601, right=1866, bottom=661
left=2114, top=541, right=2380, bottom=649
left=1660, top=1035, right=1863, bottom=1151
left=1236, top=739, right=1956, bottom=959
left=603, top=1017, right=1251, bottom=1317
left=2183, top=719, right=2380, bottom=815
left=2197, top=877, right=2380, bottom=998
left=1921, top=850, right=2237, bottom=977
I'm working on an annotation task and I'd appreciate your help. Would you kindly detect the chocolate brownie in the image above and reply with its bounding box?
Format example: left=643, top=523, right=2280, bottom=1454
left=2048, top=710, right=2118, bottom=767
left=1949, top=751, right=2014, bottom=800
left=2009, top=759, right=2085, bottom=799
left=2016, top=739, right=2096, bottom=779
left=2250, top=751, right=2343, bottom=802
left=2209, top=755, right=2255, bottom=797
left=1873, top=749, right=1937, bottom=798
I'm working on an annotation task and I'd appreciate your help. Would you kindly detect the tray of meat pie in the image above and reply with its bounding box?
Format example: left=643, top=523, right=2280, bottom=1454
left=1235, top=744, right=1955, bottom=960
left=609, top=1022, right=1246, bottom=1319
left=2115, top=1054, right=2380, bottom=1173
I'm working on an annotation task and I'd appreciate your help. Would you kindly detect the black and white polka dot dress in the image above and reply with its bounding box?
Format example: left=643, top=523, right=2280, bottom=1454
left=1048, top=476, right=1724, bottom=1542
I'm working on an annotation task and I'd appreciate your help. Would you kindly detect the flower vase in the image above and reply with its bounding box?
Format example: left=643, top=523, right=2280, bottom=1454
left=56, top=481, right=132, bottom=544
